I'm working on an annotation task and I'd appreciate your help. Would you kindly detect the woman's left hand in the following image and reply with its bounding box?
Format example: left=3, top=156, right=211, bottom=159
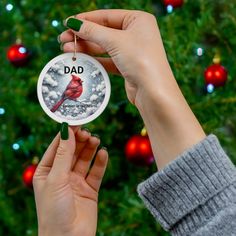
left=33, top=125, right=108, bottom=236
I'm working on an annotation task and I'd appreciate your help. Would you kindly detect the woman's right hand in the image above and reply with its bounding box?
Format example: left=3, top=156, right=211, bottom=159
left=60, top=10, right=205, bottom=170
left=59, top=9, right=174, bottom=108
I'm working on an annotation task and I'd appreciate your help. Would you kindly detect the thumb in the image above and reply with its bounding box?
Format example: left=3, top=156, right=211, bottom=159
left=50, top=123, right=76, bottom=176
left=65, top=17, right=119, bottom=51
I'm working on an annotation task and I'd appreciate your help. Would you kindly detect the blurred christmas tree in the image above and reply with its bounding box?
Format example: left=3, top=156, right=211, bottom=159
left=0, top=0, right=236, bottom=235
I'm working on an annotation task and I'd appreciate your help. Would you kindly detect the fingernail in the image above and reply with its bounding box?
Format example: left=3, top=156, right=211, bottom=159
left=60, top=43, right=64, bottom=51
left=101, top=146, right=107, bottom=151
left=92, top=134, right=100, bottom=139
left=61, top=122, right=68, bottom=140
left=81, top=127, right=90, bottom=133
left=66, top=18, right=83, bottom=31
left=57, top=35, right=61, bottom=43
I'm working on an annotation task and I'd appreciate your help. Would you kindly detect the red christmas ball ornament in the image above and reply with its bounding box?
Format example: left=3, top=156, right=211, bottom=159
left=7, top=44, right=30, bottom=67
left=22, top=164, right=37, bottom=187
left=163, top=0, right=184, bottom=8
left=125, top=134, right=154, bottom=166
left=204, top=64, right=228, bottom=87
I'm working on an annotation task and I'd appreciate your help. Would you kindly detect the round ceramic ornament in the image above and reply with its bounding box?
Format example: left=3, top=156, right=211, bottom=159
left=37, top=52, right=111, bottom=125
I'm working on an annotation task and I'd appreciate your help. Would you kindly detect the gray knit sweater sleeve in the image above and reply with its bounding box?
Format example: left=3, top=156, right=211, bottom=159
left=137, top=135, right=236, bottom=236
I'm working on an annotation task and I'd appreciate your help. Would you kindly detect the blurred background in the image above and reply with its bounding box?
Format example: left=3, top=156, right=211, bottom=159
left=1, top=0, right=236, bottom=235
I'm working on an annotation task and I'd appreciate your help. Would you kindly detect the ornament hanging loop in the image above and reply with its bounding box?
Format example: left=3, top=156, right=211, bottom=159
left=72, top=34, right=77, bottom=61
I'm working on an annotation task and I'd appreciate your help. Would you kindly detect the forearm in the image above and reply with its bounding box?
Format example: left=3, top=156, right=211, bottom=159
left=135, top=64, right=206, bottom=169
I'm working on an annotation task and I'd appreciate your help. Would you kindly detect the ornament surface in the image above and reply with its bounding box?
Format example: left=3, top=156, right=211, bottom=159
left=125, top=134, right=154, bottom=166
left=163, top=0, right=184, bottom=8
left=7, top=44, right=30, bottom=66
left=38, top=53, right=111, bottom=125
left=204, top=64, right=228, bottom=87
left=23, top=164, right=37, bottom=187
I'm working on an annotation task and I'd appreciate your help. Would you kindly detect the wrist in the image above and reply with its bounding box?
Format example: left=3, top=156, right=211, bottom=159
left=134, top=62, right=177, bottom=112
left=134, top=66, right=205, bottom=169
left=39, top=231, right=73, bottom=236
left=38, top=227, right=73, bottom=236
left=39, top=227, right=57, bottom=236
left=38, top=224, right=94, bottom=236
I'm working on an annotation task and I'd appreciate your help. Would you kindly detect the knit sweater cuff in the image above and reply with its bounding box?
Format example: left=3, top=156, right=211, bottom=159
left=137, top=135, right=236, bottom=233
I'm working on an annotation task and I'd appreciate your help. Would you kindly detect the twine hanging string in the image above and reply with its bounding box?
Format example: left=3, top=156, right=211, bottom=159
left=72, top=33, right=77, bottom=61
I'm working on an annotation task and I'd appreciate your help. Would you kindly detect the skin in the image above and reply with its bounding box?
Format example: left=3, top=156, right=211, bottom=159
left=60, top=9, right=205, bottom=168
left=34, top=9, right=206, bottom=236
left=33, top=128, right=108, bottom=236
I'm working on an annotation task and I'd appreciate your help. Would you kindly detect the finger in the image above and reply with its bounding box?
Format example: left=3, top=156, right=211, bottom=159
left=74, top=9, right=132, bottom=29
left=75, top=129, right=91, bottom=156
left=50, top=126, right=76, bottom=176
left=94, top=57, right=121, bottom=75
left=37, top=133, right=60, bottom=169
left=73, top=136, right=100, bottom=177
left=65, top=17, right=120, bottom=51
left=61, top=9, right=135, bottom=44
left=71, top=125, right=80, bottom=133
left=72, top=129, right=91, bottom=167
left=86, top=148, right=108, bottom=192
left=59, top=29, right=74, bottom=43
left=33, top=133, right=60, bottom=190
left=59, top=30, right=94, bottom=44
left=63, top=41, right=106, bottom=55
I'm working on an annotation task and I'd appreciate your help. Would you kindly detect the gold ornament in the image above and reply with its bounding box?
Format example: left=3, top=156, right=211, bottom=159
left=213, top=54, right=221, bottom=64
left=141, top=127, right=147, bottom=136
left=32, top=156, right=39, bottom=165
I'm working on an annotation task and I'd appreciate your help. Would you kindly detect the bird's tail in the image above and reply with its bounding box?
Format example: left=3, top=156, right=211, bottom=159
left=50, top=98, right=66, bottom=112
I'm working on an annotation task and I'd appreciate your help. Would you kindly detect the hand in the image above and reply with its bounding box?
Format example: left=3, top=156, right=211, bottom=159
left=59, top=9, right=172, bottom=107
left=33, top=125, right=108, bottom=236
left=59, top=9, right=205, bottom=170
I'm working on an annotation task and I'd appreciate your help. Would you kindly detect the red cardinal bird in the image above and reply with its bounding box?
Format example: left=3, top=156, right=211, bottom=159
left=51, top=74, right=83, bottom=112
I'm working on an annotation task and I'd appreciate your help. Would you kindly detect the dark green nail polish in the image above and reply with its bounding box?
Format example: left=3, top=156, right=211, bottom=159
left=61, top=122, right=68, bottom=140
left=66, top=18, right=83, bottom=31
left=57, top=35, right=61, bottom=43
left=92, top=134, right=100, bottom=139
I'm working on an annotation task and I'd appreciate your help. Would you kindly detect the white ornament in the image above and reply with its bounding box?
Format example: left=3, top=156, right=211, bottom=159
left=38, top=53, right=111, bottom=125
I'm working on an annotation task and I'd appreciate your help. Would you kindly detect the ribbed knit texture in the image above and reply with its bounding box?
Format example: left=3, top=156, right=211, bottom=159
left=137, top=135, right=236, bottom=236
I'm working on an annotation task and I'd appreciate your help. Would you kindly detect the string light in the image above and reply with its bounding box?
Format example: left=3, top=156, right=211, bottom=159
left=34, top=32, right=40, bottom=38
left=19, top=46, right=27, bottom=54
left=6, top=3, right=13, bottom=11
left=12, top=143, right=20, bottom=150
left=196, top=47, right=204, bottom=56
left=0, top=108, right=5, bottom=115
left=51, top=20, right=59, bottom=27
left=26, top=229, right=33, bottom=235
left=206, top=84, right=214, bottom=93
left=167, top=5, right=174, bottom=13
